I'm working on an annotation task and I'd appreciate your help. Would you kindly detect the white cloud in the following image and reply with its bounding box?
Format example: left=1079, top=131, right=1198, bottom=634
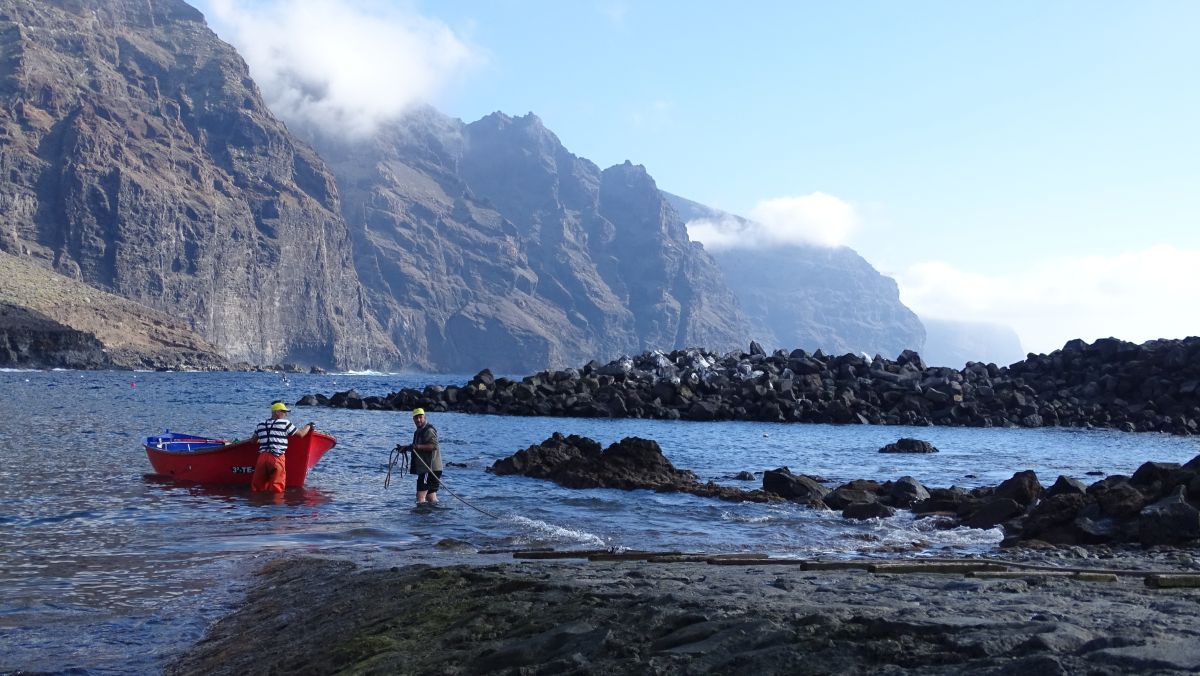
left=896, top=245, right=1200, bottom=355
left=687, top=192, right=859, bottom=250
left=204, top=0, right=478, bottom=137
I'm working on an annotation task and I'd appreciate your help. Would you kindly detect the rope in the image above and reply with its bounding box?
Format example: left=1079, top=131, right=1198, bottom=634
left=384, top=444, right=409, bottom=489
left=406, top=446, right=505, bottom=520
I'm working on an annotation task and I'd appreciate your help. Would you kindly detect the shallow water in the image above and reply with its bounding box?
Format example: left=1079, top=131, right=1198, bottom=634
left=1, top=369, right=1197, bottom=674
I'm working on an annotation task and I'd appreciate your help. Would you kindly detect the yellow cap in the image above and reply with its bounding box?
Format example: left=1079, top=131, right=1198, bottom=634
left=412, top=408, right=425, bottom=417
left=271, top=402, right=289, bottom=412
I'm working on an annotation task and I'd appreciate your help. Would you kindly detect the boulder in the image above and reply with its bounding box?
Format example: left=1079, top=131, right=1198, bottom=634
left=879, top=438, right=939, bottom=454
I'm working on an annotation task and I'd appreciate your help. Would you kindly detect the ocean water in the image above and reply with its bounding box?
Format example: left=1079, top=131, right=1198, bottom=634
left=2, top=369, right=1197, bottom=674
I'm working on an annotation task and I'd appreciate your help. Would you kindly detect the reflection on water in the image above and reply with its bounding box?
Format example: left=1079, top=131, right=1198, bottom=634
left=0, top=369, right=1197, bottom=673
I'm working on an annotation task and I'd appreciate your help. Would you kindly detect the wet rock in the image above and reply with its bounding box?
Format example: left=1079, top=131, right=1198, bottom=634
left=1139, top=487, right=1200, bottom=546
left=885, top=476, right=931, bottom=507
left=762, top=468, right=829, bottom=502
left=994, top=470, right=1043, bottom=507
left=489, top=433, right=775, bottom=503
left=1044, top=476, right=1088, bottom=499
left=879, top=438, right=939, bottom=453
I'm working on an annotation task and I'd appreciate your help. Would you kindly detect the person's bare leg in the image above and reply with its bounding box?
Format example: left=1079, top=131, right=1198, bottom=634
left=416, top=490, right=427, bottom=504
left=427, top=492, right=438, bottom=505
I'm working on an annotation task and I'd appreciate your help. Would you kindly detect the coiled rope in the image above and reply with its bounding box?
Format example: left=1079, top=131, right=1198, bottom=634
left=386, top=445, right=503, bottom=520
left=384, top=444, right=409, bottom=489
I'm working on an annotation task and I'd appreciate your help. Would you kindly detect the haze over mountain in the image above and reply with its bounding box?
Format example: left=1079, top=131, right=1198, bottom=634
left=920, top=318, right=1026, bottom=368
left=667, top=193, right=927, bottom=359
left=0, top=0, right=1008, bottom=371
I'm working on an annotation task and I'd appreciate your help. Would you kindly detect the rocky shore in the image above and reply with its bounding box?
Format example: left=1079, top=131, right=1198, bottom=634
left=165, top=434, right=1200, bottom=674
left=491, top=433, right=1200, bottom=549
left=300, top=337, right=1200, bottom=436
left=169, top=548, right=1200, bottom=675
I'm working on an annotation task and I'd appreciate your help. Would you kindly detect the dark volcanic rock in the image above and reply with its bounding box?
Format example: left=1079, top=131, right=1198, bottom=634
left=311, top=337, right=1200, bottom=439
left=487, top=431, right=1200, bottom=547
left=879, top=438, right=940, bottom=454
left=490, top=433, right=775, bottom=502
left=762, top=468, right=830, bottom=503
left=168, top=556, right=1200, bottom=676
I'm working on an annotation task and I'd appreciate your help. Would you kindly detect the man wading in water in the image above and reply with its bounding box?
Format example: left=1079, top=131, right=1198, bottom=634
left=408, top=408, right=442, bottom=506
left=251, top=401, right=314, bottom=493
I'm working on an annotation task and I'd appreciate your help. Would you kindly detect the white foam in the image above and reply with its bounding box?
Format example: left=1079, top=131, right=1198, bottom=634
left=506, top=515, right=606, bottom=547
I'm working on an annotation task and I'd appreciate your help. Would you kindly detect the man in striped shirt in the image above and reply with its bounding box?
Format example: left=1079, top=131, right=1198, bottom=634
left=251, top=400, right=314, bottom=493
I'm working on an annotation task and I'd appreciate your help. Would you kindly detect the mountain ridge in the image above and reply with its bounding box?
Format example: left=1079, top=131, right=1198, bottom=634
left=0, top=0, right=967, bottom=372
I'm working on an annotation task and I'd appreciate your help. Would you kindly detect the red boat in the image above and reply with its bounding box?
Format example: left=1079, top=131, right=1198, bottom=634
left=144, top=430, right=337, bottom=487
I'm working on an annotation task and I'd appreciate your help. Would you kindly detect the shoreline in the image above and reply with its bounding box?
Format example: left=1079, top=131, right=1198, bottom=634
left=168, top=546, right=1200, bottom=675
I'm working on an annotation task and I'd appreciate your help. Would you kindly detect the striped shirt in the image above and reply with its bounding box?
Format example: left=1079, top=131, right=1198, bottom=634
left=255, top=418, right=297, bottom=456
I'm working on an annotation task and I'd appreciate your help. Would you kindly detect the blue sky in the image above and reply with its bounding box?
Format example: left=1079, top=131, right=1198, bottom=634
left=195, top=1, right=1200, bottom=357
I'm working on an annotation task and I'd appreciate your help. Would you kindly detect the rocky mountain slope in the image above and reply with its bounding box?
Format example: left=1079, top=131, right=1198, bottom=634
left=306, top=109, right=748, bottom=372
left=665, top=193, right=926, bottom=359
left=0, top=250, right=227, bottom=369
left=0, top=0, right=984, bottom=373
left=0, top=0, right=396, bottom=369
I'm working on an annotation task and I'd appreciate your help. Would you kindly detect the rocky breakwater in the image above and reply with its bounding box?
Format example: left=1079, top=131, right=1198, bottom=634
left=303, top=336, right=1200, bottom=435
left=494, top=434, right=1200, bottom=548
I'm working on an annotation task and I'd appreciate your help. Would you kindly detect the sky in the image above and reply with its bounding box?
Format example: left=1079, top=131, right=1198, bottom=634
left=193, top=0, right=1200, bottom=357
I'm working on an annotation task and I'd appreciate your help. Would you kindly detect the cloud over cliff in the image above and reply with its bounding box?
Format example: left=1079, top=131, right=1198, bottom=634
left=687, top=192, right=859, bottom=250
left=204, top=0, right=478, bottom=137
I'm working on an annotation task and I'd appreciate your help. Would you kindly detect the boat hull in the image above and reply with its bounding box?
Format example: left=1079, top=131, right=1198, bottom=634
left=144, top=431, right=337, bottom=487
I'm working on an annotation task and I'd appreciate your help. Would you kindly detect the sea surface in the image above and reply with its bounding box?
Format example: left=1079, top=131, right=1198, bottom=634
left=2, top=368, right=1198, bottom=674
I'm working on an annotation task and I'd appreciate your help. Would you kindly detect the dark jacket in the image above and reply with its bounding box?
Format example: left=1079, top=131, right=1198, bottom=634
left=411, top=424, right=442, bottom=473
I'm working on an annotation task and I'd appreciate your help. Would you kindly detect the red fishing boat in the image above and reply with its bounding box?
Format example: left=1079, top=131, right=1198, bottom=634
left=144, top=430, right=337, bottom=487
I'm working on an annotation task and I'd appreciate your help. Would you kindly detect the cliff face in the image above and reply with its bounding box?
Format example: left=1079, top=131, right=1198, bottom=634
left=310, top=109, right=748, bottom=372
left=0, top=0, right=396, bottom=369
left=665, top=194, right=926, bottom=360
left=0, top=0, right=942, bottom=373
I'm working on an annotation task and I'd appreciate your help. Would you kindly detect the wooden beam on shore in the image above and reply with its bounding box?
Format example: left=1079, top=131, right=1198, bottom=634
left=870, top=562, right=1010, bottom=575
left=587, top=551, right=684, bottom=561
left=706, top=557, right=807, bottom=566
left=1145, top=574, right=1200, bottom=588
left=899, top=557, right=1157, bottom=578
left=801, top=560, right=875, bottom=571
left=512, top=550, right=609, bottom=559
left=479, top=547, right=554, bottom=555
left=645, top=552, right=768, bottom=563
left=969, top=571, right=1073, bottom=579
left=1071, top=572, right=1119, bottom=583
left=503, top=551, right=1194, bottom=584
